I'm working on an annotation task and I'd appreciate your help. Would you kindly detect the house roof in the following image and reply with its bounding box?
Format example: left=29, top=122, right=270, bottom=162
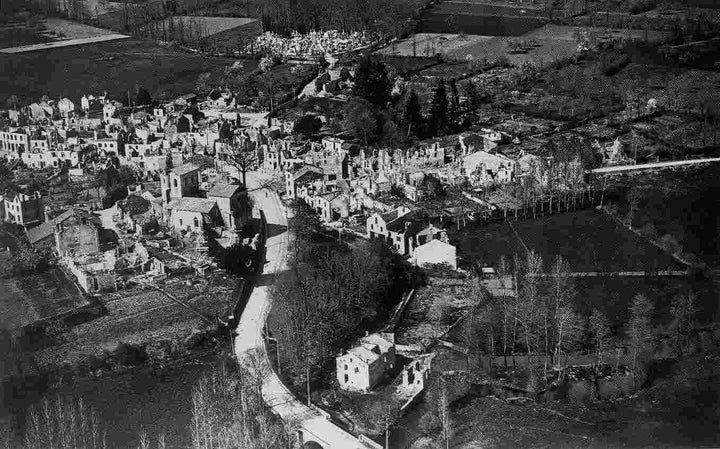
left=167, top=197, right=217, bottom=214
left=207, top=183, right=242, bottom=198
left=172, top=162, right=201, bottom=176
left=416, top=238, right=455, bottom=252
left=26, top=209, right=75, bottom=244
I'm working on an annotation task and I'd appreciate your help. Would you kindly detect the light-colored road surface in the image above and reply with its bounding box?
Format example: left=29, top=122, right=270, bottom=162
left=0, top=34, right=130, bottom=54
left=591, top=157, right=720, bottom=174
left=234, top=171, right=370, bottom=448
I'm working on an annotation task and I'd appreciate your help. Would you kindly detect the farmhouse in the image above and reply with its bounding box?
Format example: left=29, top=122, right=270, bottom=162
left=414, top=239, right=458, bottom=270
left=336, top=332, right=396, bottom=392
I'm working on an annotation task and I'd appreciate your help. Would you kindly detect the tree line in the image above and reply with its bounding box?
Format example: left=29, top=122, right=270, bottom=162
left=460, top=251, right=698, bottom=387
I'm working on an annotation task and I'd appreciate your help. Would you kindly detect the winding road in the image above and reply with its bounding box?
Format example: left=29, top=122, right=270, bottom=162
left=233, top=171, right=372, bottom=449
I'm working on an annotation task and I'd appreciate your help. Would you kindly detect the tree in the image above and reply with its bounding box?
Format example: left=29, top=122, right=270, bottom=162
left=428, top=79, right=448, bottom=137
left=548, top=256, right=576, bottom=371
left=293, top=115, right=322, bottom=139
left=403, top=90, right=423, bottom=138
left=6, top=94, right=18, bottom=110
left=448, top=79, right=461, bottom=133
left=287, top=199, right=322, bottom=244
left=669, top=293, right=698, bottom=356
left=24, top=396, right=106, bottom=449
left=134, top=85, right=152, bottom=106
left=195, top=72, right=212, bottom=95
left=353, top=56, right=392, bottom=108
left=628, top=294, right=655, bottom=388
left=191, top=362, right=292, bottom=449
left=225, top=137, right=257, bottom=188
left=438, top=383, right=452, bottom=449
left=589, top=308, right=612, bottom=372
left=342, top=99, right=378, bottom=146
left=423, top=173, right=445, bottom=198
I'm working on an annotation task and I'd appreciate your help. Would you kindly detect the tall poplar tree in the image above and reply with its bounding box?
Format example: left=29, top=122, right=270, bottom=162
left=429, top=78, right=448, bottom=137
left=403, top=90, right=423, bottom=138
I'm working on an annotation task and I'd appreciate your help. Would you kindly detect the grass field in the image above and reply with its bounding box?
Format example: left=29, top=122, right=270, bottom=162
left=0, top=38, right=254, bottom=105
left=448, top=209, right=681, bottom=272
left=33, top=273, right=238, bottom=368
left=0, top=269, right=89, bottom=330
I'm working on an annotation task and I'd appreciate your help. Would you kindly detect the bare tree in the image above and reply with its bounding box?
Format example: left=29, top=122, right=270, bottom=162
left=191, top=362, right=292, bottom=449
left=669, top=293, right=698, bottom=356
left=589, top=308, right=612, bottom=373
left=224, top=136, right=257, bottom=188
left=438, top=383, right=452, bottom=449
left=628, top=294, right=655, bottom=389
left=24, top=396, right=106, bottom=449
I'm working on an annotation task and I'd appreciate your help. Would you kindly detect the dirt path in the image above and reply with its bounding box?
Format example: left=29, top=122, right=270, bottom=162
left=0, top=34, right=130, bottom=54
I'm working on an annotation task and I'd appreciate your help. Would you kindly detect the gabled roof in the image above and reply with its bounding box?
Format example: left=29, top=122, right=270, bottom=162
left=167, top=197, right=218, bottom=214
left=207, top=183, right=243, bottom=198
left=26, top=209, right=76, bottom=244
left=172, top=162, right=201, bottom=176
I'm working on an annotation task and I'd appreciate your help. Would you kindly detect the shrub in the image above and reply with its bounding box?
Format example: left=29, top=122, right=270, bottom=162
left=568, top=380, right=595, bottom=403
left=600, top=54, right=630, bottom=76
left=418, top=410, right=441, bottom=435
left=627, top=0, right=657, bottom=14
left=598, top=377, right=622, bottom=400
left=428, top=297, right=453, bottom=324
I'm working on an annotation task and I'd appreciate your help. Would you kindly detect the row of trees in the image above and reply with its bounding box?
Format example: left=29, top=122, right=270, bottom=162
left=268, top=200, right=410, bottom=396
left=348, top=56, right=492, bottom=145
left=9, top=356, right=289, bottom=449
left=459, top=251, right=694, bottom=385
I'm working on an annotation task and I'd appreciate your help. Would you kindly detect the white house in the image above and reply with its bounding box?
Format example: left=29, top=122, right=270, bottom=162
left=414, top=239, right=457, bottom=270
left=336, top=332, right=396, bottom=392
left=166, top=197, right=222, bottom=232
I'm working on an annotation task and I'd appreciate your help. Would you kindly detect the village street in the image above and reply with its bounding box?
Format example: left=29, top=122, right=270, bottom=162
left=233, top=171, right=372, bottom=449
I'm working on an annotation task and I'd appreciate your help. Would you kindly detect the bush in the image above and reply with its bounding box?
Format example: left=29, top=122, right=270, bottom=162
left=568, top=380, right=596, bottom=403
left=427, top=297, right=453, bottom=324
left=598, top=377, right=622, bottom=400
left=111, top=342, right=148, bottom=366
left=599, top=54, right=630, bottom=76
left=627, top=0, right=657, bottom=14
left=418, top=410, right=441, bottom=435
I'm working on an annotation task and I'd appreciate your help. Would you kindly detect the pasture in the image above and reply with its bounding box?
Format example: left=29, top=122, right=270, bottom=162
left=448, top=209, right=682, bottom=273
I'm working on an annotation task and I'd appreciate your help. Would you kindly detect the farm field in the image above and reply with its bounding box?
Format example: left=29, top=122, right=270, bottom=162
left=33, top=273, right=239, bottom=369
left=447, top=209, right=682, bottom=273
left=0, top=38, right=254, bottom=105
left=0, top=17, right=122, bottom=50
left=377, top=24, right=673, bottom=65
left=0, top=269, right=89, bottom=330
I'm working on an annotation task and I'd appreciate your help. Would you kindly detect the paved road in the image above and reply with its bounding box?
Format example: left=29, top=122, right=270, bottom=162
left=233, top=171, right=370, bottom=448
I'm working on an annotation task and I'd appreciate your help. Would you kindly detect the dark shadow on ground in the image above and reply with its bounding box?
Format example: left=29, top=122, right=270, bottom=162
left=266, top=224, right=287, bottom=238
